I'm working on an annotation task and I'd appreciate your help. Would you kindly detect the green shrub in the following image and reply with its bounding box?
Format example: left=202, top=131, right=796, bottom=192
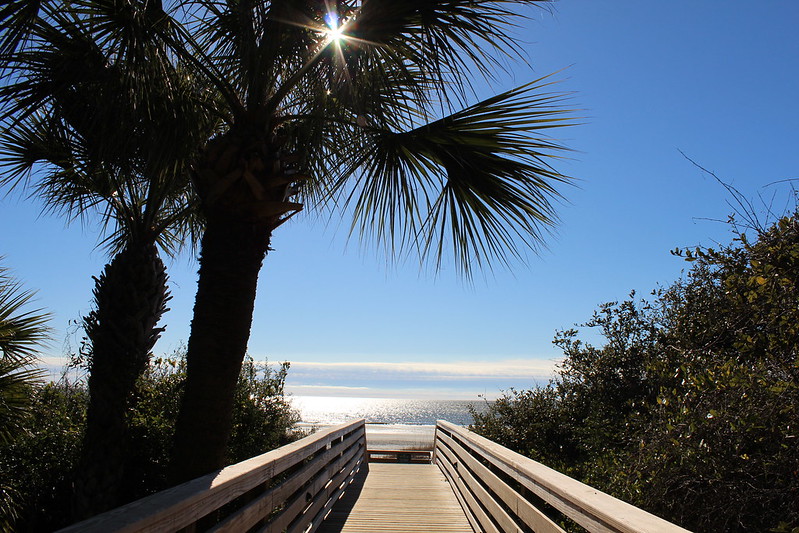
left=0, top=351, right=299, bottom=531
left=0, top=381, right=86, bottom=532
left=472, top=212, right=799, bottom=532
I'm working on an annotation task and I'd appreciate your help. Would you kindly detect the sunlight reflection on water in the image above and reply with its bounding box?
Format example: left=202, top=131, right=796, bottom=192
left=289, top=396, right=486, bottom=426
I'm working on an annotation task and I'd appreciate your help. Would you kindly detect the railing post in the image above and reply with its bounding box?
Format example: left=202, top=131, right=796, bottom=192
left=432, top=420, right=439, bottom=464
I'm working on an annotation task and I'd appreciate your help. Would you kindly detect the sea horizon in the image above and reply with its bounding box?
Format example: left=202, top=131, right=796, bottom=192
left=288, top=394, right=488, bottom=426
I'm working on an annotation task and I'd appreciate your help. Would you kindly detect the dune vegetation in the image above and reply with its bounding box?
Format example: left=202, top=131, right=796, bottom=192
left=472, top=207, right=799, bottom=532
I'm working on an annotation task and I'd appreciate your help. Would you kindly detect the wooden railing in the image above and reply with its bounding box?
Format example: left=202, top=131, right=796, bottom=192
left=60, top=420, right=366, bottom=533
left=366, top=449, right=432, bottom=463
left=434, top=420, right=690, bottom=533
left=59, top=419, right=691, bottom=533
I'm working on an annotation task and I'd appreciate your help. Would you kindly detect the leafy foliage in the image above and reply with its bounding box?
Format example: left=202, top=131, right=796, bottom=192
left=472, top=211, right=799, bottom=532
left=0, top=261, right=49, bottom=532
left=227, top=359, right=298, bottom=464
left=0, top=262, right=50, bottom=367
left=0, top=0, right=216, bottom=257
left=1, top=0, right=576, bottom=275
left=0, top=351, right=300, bottom=532
left=0, top=381, right=86, bottom=533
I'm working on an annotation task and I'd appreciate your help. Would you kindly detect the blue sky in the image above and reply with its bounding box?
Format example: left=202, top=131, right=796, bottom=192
left=2, top=1, right=798, bottom=399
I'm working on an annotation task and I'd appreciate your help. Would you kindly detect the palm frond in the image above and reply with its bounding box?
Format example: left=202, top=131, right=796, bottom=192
left=0, top=261, right=47, bottom=446
left=3, top=0, right=577, bottom=279
left=0, top=261, right=51, bottom=365
left=346, top=0, right=552, bottom=101
left=0, top=0, right=47, bottom=58
left=329, top=76, right=577, bottom=276
left=0, top=4, right=217, bottom=257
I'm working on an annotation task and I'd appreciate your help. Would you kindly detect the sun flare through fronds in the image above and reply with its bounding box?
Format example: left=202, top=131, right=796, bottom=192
left=324, top=11, right=345, bottom=43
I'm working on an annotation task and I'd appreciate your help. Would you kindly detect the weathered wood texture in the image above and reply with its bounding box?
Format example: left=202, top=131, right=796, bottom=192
left=58, top=420, right=366, bottom=533
left=318, top=463, right=474, bottom=533
left=435, top=420, right=692, bottom=533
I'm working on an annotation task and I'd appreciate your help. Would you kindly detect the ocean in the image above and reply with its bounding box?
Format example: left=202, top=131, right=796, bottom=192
left=289, top=395, right=488, bottom=426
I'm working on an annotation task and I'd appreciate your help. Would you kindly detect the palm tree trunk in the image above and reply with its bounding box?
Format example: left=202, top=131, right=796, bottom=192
left=168, top=217, right=271, bottom=483
left=73, top=242, right=169, bottom=520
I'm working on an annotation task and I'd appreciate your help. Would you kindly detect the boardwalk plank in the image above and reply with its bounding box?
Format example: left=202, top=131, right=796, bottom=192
left=318, top=463, right=474, bottom=533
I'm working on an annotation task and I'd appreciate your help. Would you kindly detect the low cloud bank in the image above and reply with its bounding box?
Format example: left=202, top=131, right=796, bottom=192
left=274, top=358, right=558, bottom=399
left=37, top=354, right=559, bottom=400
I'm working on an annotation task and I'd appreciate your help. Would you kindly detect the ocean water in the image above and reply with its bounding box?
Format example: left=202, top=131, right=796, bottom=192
left=289, top=396, right=487, bottom=426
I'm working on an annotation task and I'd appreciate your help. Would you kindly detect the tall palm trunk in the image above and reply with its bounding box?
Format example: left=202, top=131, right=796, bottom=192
left=169, top=126, right=293, bottom=482
left=169, top=217, right=271, bottom=482
left=73, top=241, right=169, bottom=519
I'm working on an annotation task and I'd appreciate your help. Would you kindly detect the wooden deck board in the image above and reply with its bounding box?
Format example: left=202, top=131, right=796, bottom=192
left=318, top=463, right=474, bottom=533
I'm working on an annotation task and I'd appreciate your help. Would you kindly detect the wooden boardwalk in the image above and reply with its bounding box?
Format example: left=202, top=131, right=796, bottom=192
left=318, top=463, right=474, bottom=533
left=60, top=420, right=690, bottom=533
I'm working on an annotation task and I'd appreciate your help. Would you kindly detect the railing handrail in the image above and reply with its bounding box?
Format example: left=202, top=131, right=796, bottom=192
left=435, top=420, right=690, bottom=533
left=60, top=419, right=366, bottom=533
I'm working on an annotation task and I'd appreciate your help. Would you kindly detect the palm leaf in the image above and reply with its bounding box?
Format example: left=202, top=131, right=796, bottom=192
left=0, top=263, right=47, bottom=467
left=0, top=0, right=46, bottom=57
left=0, top=261, right=50, bottom=365
left=0, top=3, right=217, bottom=256
left=330, top=76, right=577, bottom=276
left=341, top=1, right=552, bottom=101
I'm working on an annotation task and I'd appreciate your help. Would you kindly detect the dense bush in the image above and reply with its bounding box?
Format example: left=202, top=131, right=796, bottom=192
left=0, top=382, right=86, bottom=532
left=0, top=352, right=300, bottom=531
left=472, top=212, right=799, bottom=532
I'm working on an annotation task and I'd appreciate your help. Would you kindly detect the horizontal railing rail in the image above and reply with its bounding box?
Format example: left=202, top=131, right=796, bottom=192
left=366, top=449, right=433, bottom=463
left=434, top=420, right=690, bottom=533
left=60, top=419, right=366, bottom=533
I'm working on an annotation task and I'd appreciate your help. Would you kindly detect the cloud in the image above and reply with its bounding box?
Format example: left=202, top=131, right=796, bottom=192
left=36, top=353, right=558, bottom=399
left=270, top=358, right=558, bottom=399
left=280, top=358, right=557, bottom=380
left=289, top=384, right=371, bottom=393
left=36, top=356, right=82, bottom=381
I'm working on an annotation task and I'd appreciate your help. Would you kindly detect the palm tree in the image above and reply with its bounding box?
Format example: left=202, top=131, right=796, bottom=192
left=4, top=0, right=578, bottom=488
left=163, top=0, right=577, bottom=482
left=0, top=0, right=215, bottom=516
left=0, top=260, right=49, bottom=531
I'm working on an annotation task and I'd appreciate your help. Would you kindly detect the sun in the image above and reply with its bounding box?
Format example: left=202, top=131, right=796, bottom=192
left=327, top=26, right=344, bottom=42
left=324, top=11, right=345, bottom=43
